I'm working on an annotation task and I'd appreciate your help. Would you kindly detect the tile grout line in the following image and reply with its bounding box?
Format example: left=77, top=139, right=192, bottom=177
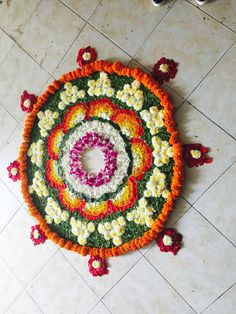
left=185, top=0, right=236, bottom=34
left=191, top=103, right=236, bottom=140
left=100, top=254, right=145, bottom=303
left=100, top=300, right=112, bottom=314
left=53, top=0, right=104, bottom=78
left=144, top=256, right=198, bottom=313
left=132, top=0, right=179, bottom=60
left=0, top=0, right=42, bottom=67
left=60, top=250, right=102, bottom=301
left=189, top=160, right=236, bottom=208
left=0, top=254, right=44, bottom=314
left=173, top=38, right=236, bottom=117
left=200, top=282, right=236, bottom=313
left=85, top=21, right=133, bottom=60
left=192, top=206, right=236, bottom=248
left=0, top=115, right=23, bottom=144
left=0, top=206, right=21, bottom=235
left=61, top=248, right=144, bottom=305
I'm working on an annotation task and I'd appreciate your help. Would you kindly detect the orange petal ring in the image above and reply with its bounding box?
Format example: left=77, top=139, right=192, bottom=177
left=110, top=109, right=144, bottom=138
left=47, top=126, right=64, bottom=160
left=130, top=138, right=153, bottom=180
left=45, top=159, right=66, bottom=189
left=62, top=103, right=87, bottom=132
left=88, top=98, right=117, bottom=118
left=112, top=177, right=138, bottom=211
left=58, top=188, right=86, bottom=212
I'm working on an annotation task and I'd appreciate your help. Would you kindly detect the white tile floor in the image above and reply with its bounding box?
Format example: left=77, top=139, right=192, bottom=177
left=0, top=0, right=235, bottom=313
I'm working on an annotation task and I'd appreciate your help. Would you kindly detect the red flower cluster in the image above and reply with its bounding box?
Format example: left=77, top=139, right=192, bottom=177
left=152, top=57, right=178, bottom=85
left=88, top=255, right=109, bottom=277
left=183, top=143, right=213, bottom=168
left=20, top=90, right=37, bottom=113
left=156, top=228, right=182, bottom=255
left=77, top=46, right=97, bottom=67
left=7, top=160, right=20, bottom=182
left=30, top=225, right=47, bottom=246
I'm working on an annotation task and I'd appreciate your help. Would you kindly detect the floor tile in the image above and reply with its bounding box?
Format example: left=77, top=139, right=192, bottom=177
left=189, top=0, right=236, bottom=32
left=28, top=251, right=99, bottom=314
left=62, top=248, right=142, bottom=299
left=0, top=105, right=18, bottom=150
left=0, top=124, right=25, bottom=203
left=174, top=102, right=236, bottom=204
left=0, top=256, right=22, bottom=313
left=146, top=208, right=236, bottom=312
left=18, top=0, right=86, bottom=74
left=135, top=0, right=236, bottom=97
left=0, top=207, right=57, bottom=286
left=189, top=43, right=236, bottom=138
left=53, top=23, right=131, bottom=79
left=89, top=302, right=110, bottom=314
left=103, top=257, right=194, bottom=314
left=0, top=44, right=49, bottom=121
left=0, top=180, right=21, bottom=232
left=90, top=0, right=175, bottom=56
left=61, top=0, right=101, bottom=20
left=166, top=196, right=191, bottom=228
left=129, top=59, right=185, bottom=110
left=0, top=29, right=14, bottom=65
left=6, top=291, right=41, bottom=314
left=0, top=0, right=40, bottom=40
left=195, top=163, right=236, bottom=245
left=204, top=284, right=236, bottom=314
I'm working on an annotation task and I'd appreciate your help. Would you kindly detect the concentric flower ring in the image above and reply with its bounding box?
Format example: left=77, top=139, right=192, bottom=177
left=19, top=60, right=183, bottom=258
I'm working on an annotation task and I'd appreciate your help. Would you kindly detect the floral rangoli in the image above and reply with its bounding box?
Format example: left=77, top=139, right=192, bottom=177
left=16, top=58, right=187, bottom=275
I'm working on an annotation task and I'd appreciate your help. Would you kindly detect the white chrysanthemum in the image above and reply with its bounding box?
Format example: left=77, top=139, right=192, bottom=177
left=70, top=218, right=95, bottom=245
left=27, top=139, right=44, bottom=167
left=98, top=217, right=126, bottom=246
left=116, top=80, right=144, bottom=110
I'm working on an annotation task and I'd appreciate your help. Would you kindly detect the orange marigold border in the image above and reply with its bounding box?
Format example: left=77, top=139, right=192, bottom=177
left=18, top=60, right=184, bottom=258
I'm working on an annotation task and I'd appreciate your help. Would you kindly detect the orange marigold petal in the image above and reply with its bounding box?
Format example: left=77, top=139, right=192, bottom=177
left=83, top=201, right=112, bottom=219
left=111, top=109, right=143, bottom=138
left=62, top=103, right=87, bottom=132
left=112, top=177, right=138, bottom=210
left=88, top=98, right=117, bottom=118
left=58, top=188, right=86, bottom=212
left=46, top=159, right=66, bottom=189
left=131, top=138, right=153, bottom=180
left=47, top=126, right=64, bottom=160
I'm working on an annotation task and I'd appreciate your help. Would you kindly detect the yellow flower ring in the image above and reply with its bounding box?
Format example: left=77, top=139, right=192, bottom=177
left=19, top=61, right=183, bottom=258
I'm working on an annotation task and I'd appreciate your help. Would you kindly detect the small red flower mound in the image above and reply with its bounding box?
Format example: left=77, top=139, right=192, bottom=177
left=7, top=160, right=20, bottom=182
left=20, top=90, right=37, bottom=113
left=77, top=46, right=97, bottom=67
left=183, top=143, right=213, bottom=168
left=152, top=57, right=178, bottom=85
left=88, top=255, right=109, bottom=277
left=30, top=225, right=47, bottom=246
left=156, top=228, right=182, bottom=255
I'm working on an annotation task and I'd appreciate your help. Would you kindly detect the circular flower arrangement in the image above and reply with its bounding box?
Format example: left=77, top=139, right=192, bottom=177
left=19, top=60, right=183, bottom=258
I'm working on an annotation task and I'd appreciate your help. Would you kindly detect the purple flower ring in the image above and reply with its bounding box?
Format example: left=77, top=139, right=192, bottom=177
left=69, top=132, right=118, bottom=187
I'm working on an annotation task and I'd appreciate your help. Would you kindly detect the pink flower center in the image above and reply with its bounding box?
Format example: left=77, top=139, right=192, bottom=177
left=10, top=167, right=18, bottom=176
left=159, top=63, right=169, bottom=73
left=163, top=235, right=173, bottom=246
left=70, top=132, right=118, bottom=187
left=83, top=52, right=91, bottom=61
left=190, top=149, right=201, bottom=159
